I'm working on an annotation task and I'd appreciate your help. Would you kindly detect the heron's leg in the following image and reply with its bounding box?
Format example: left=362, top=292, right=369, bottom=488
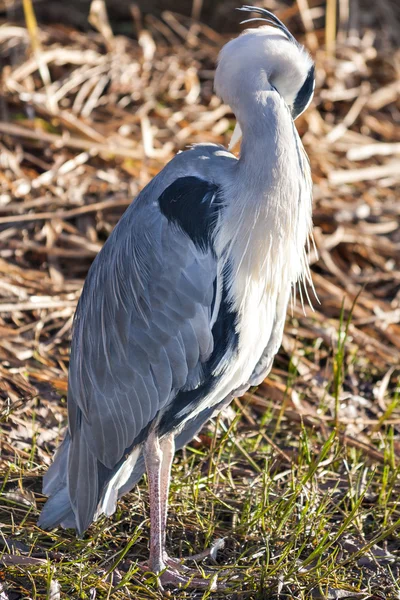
left=143, top=430, right=167, bottom=574
left=157, top=433, right=213, bottom=568
left=159, top=433, right=175, bottom=556
left=142, top=432, right=222, bottom=590
left=150, top=433, right=198, bottom=571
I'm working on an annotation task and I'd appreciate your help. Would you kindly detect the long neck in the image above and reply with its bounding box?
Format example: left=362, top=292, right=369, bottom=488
left=215, top=91, right=313, bottom=311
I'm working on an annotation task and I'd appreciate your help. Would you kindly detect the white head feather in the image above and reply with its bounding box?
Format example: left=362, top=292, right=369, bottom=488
left=215, top=23, right=314, bottom=149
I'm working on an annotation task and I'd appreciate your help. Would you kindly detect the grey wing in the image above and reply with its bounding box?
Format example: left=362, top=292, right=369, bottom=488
left=65, top=181, right=219, bottom=532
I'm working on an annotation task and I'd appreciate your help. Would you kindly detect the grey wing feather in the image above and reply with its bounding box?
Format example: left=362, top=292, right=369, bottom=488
left=62, top=197, right=217, bottom=530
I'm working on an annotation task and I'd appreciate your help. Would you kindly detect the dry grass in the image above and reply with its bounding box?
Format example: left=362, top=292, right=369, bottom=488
left=0, top=1, right=399, bottom=598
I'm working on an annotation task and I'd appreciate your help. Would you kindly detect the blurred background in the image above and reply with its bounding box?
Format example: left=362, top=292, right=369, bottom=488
left=0, top=1, right=399, bottom=598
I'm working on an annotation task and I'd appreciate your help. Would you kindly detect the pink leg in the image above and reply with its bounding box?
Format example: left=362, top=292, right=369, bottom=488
left=159, top=433, right=175, bottom=554
left=143, top=430, right=168, bottom=574
left=142, top=431, right=221, bottom=590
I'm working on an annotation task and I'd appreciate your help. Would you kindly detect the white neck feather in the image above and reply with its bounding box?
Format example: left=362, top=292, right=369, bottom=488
left=215, top=90, right=313, bottom=314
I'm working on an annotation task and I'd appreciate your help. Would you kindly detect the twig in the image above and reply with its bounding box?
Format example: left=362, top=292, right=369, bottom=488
left=346, top=142, right=400, bottom=161
left=0, top=299, right=77, bottom=313
left=325, top=0, right=337, bottom=56
left=0, top=122, right=144, bottom=159
left=0, top=554, right=47, bottom=566
left=296, top=0, right=319, bottom=50
left=326, top=83, right=370, bottom=143
left=328, top=162, right=400, bottom=185
left=22, top=0, right=56, bottom=112
left=0, top=197, right=131, bottom=225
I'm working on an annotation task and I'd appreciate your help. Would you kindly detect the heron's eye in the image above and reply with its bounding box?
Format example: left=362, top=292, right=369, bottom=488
left=292, top=65, right=315, bottom=120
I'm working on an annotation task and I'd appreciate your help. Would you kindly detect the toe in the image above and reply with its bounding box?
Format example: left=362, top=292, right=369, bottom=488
left=159, top=568, right=218, bottom=591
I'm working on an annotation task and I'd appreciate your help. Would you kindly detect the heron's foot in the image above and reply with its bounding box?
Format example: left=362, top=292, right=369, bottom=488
left=139, top=561, right=221, bottom=590
left=180, top=537, right=226, bottom=563
left=164, top=556, right=201, bottom=574
left=139, top=540, right=226, bottom=590
left=161, top=537, right=225, bottom=575
left=164, top=555, right=224, bottom=578
left=139, top=554, right=226, bottom=590
left=138, top=558, right=201, bottom=577
left=157, top=566, right=220, bottom=591
left=163, top=537, right=225, bottom=570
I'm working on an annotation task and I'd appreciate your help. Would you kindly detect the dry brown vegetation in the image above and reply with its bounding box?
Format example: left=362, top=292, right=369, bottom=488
left=0, top=1, right=399, bottom=598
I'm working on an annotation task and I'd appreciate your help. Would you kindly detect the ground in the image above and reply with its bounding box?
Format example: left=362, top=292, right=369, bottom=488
left=0, top=2, right=399, bottom=599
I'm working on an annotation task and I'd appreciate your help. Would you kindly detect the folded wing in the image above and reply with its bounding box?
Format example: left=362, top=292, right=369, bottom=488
left=42, top=176, right=222, bottom=533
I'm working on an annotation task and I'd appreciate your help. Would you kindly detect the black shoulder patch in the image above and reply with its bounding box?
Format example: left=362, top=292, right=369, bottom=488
left=158, top=176, right=220, bottom=251
left=292, top=65, right=315, bottom=120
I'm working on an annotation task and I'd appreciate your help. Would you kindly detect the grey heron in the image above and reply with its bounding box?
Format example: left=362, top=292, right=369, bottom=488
left=38, top=5, right=315, bottom=589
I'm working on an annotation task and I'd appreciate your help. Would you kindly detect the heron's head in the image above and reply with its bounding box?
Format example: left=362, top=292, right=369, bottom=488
left=214, top=6, right=315, bottom=127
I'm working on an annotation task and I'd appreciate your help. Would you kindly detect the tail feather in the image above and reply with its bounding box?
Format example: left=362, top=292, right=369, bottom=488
left=39, top=428, right=99, bottom=534
left=42, top=432, right=70, bottom=496
left=39, top=432, right=145, bottom=533
left=38, top=486, right=76, bottom=530
left=67, top=428, right=99, bottom=534
left=39, top=432, right=77, bottom=530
